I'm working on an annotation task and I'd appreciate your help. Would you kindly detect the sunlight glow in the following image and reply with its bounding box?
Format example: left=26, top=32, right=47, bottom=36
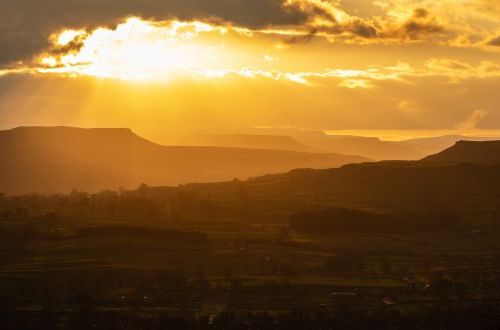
left=40, top=18, right=232, bottom=81
left=55, top=29, right=86, bottom=46
left=29, top=17, right=500, bottom=86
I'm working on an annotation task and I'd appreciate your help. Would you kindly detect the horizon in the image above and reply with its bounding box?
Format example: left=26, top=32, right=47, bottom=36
left=1, top=1, right=500, bottom=142
left=4, top=124, right=500, bottom=143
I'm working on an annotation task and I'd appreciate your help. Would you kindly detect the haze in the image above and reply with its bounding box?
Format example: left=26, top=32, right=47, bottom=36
left=1, top=0, right=500, bottom=143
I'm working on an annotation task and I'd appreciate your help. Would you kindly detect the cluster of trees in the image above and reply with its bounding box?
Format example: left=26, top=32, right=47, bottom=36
left=0, top=189, right=167, bottom=218
left=290, top=208, right=459, bottom=234
left=0, top=185, right=238, bottom=221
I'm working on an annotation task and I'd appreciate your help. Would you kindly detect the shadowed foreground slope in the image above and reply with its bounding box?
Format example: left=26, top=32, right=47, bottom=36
left=176, top=140, right=500, bottom=214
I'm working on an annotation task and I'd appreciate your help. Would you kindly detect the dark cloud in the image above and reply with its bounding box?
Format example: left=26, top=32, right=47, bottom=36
left=487, top=36, right=500, bottom=46
left=278, top=1, right=381, bottom=43
left=50, top=35, right=88, bottom=56
left=285, top=28, right=318, bottom=44
left=413, top=8, right=430, bottom=19
left=311, top=20, right=379, bottom=39
left=0, top=0, right=307, bottom=66
left=400, top=8, right=443, bottom=40
left=350, top=22, right=378, bottom=38
left=284, top=0, right=445, bottom=42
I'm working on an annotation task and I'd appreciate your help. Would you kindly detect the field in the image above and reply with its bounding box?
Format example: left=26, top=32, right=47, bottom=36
left=1, top=214, right=500, bottom=312
left=1, top=185, right=500, bottom=329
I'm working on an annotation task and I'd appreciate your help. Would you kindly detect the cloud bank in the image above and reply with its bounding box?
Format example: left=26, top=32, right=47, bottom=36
left=1, top=0, right=499, bottom=67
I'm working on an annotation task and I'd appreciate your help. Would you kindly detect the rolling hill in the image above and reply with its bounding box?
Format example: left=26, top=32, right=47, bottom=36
left=0, top=126, right=369, bottom=194
left=174, top=139, right=500, bottom=215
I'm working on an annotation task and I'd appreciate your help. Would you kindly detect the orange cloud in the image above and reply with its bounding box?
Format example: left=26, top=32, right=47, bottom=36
left=0, top=15, right=498, bottom=89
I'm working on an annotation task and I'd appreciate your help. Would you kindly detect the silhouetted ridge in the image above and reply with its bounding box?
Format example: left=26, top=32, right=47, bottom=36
left=2, top=126, right=153, bottom=145
left=178, top=160, right=500, bottom=214
left=422, top=140, right=500, bottom=164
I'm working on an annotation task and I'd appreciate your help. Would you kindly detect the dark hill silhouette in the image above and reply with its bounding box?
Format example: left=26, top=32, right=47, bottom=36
left=422, top=140, right=500, bottom=164
left=178, top=159, right=500, bottom=214
left=404, top=135, right=499, bottom=158
left=0, top=126, right=369, bottom=194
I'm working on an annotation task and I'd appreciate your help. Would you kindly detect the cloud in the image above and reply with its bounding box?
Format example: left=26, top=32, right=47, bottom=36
left=424, top=58, right=500, bottom=80
left=282, top=1, right=445, bottom=42
left=0, top=17, right=412, bottom=84
left=2, top=16, right=500, bottom=89
left=457, top=109, right=488, bottom=130
left=0, top=0, right=306, bottom=66
left=398, top=100, right=419, bottom=113
left=1, top=0, right=499, bottom=68
left=425, top=58, right=473, bottom=71
left=338, top=79, right=373, bottom=89
left=2, top=59, right=500, bottom=132
left=395, top=8, right=443, bottom=40
left=13, top=17, right=422, bottom=85
left=487, top=36, right=500, bottom=46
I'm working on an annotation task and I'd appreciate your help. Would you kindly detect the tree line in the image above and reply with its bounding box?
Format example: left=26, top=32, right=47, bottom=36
left=290, top=208, right=459, bottom=234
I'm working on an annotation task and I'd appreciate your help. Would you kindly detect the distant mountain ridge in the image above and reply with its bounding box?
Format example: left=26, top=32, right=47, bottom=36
left=243, top=128, right=425, bottom=160
left=185, top=134, right=318, bottom=152
left=0, top=126, right=369, bottom=194
left=238, top=128, right=500, bottom=161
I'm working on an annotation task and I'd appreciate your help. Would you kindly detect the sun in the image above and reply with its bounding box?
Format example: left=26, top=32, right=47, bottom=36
left=38, top=18, right=231, bottom=81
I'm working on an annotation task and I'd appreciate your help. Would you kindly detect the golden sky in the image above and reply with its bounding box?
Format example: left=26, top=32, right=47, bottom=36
left=1, top=0, right=500, bottom=141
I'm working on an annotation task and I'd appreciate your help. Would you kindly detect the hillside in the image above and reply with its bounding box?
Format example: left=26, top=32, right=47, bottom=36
left=422, top=140, right=500, bottom=164
left=176, top=160, right=500, bottom=215
left=0, top=126, right=369, bottom=194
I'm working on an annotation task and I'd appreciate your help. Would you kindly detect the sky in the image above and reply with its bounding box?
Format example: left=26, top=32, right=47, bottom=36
left=1, top=0, right=500, bottom=142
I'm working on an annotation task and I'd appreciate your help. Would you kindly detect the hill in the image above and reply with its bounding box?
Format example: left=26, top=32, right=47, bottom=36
left=245, top=128, right=426, bottom=160
left=422, top=140, right=500, bottom=164
left=403, top=135, right=498, bottom=156
left=0, top=126, right=369, bottom=194
left=244, top=128, right=500, bottom=161
left=307, top=135, right=423, bottom=160
left=176, top=160, right=500, bottom=215
left=184, top=134, right=318, bottom=152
